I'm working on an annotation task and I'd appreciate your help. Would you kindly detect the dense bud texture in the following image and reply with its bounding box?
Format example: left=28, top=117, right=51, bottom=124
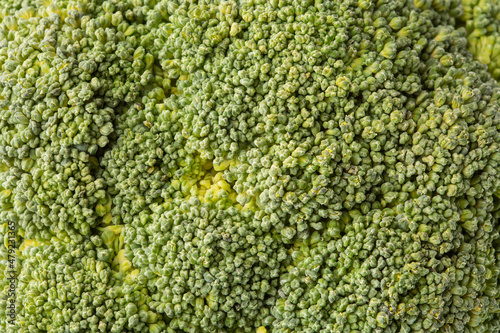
left=461, top=0, right=500, bottom=80
left=0, top=0, right=500, bottom=332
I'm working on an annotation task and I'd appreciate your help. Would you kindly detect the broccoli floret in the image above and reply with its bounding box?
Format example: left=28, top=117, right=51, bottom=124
left=122, top=197, right=283, bottom=331
left=0, top=0, right=157, bottom=241
left=14, top=236, right=164, bottom=333
left=461, top=0, right=500, bottom=80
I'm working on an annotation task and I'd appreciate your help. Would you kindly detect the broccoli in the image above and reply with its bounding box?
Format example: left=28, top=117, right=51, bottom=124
left=14, top=235, right=165, bottom=333
left=460, top=0, right=500, bottom=80
left=1, top=0, right=500, bottom=332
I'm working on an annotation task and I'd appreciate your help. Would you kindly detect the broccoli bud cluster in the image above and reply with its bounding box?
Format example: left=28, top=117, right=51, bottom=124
left=0, top=0, right=500, bottom=332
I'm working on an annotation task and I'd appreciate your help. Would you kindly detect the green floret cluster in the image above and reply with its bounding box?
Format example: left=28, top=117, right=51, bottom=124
left=123, top=198, right=284, bottom=331
left=460, top=0, right=500, bottom=80
left=14, top=237, right=163, bottom=333
left=1, top=0, right=500, bottom=332
left=0, top=0, right=157, bottom=240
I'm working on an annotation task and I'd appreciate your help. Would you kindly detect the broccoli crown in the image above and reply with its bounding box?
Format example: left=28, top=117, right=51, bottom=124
left=0, top=0, right=500, bottom=333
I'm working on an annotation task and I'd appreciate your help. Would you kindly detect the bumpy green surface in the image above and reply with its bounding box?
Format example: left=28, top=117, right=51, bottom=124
left=461, top=0, right=500, bottom=80
left=0, top=0, right=500, bottom=332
